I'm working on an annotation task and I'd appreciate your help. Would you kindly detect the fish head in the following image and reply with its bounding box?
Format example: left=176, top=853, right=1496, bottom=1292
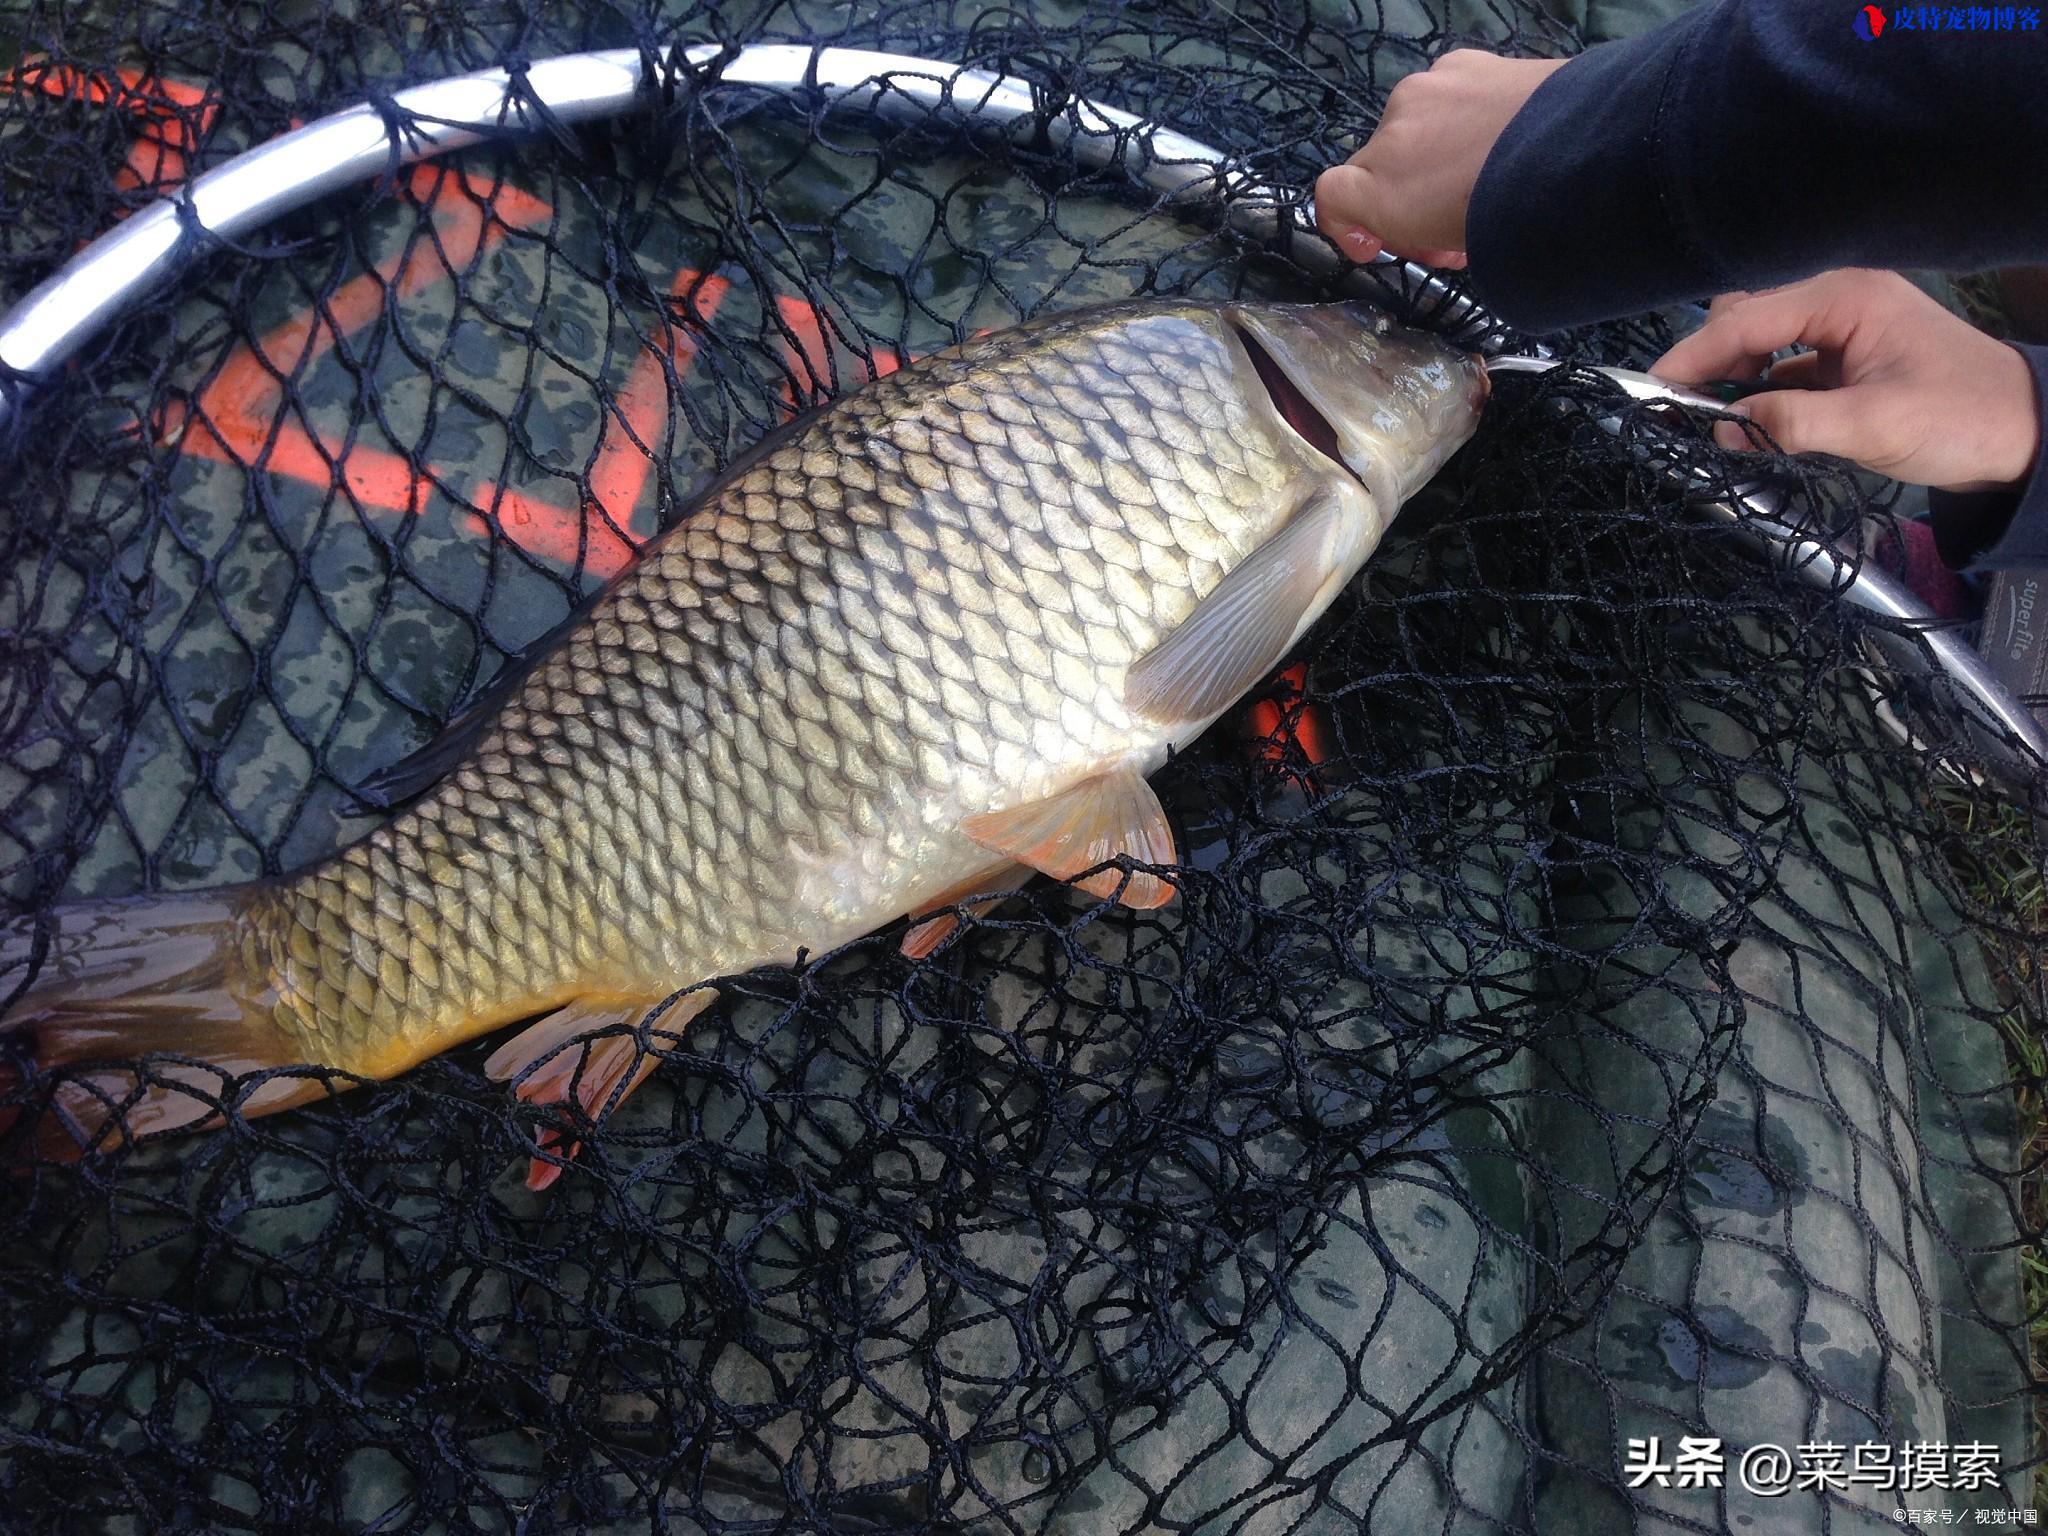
left=1101, top=300, right=1490, bottom=734
left=1223, top=301, right=1487, bottom=519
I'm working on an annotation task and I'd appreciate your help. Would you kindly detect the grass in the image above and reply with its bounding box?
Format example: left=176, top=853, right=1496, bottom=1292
left=1939, top=271, right=2048, bottom=1509
left=1937, top=786, right=2048, bottom=1515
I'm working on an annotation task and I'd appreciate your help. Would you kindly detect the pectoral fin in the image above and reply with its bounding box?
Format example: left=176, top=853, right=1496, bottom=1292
left=1124, top=490, right=1346, bottom=726
left=961, top=769, right=1177, bottom=909
left=485, top=988, right=716, bottom=1191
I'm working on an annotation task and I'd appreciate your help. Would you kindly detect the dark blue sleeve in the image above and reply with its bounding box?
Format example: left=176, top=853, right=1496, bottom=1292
left=1464, top=1, right=2048, bottom=335
left=1926, top=344, right=2048, bottom=572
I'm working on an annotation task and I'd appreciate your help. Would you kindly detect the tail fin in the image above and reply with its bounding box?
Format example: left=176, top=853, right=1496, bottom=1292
left=0, top=890, right=324, bottom=1161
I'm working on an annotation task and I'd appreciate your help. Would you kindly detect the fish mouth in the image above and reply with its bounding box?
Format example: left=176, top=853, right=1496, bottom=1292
left=1229, top=318, right=1360, bottom=486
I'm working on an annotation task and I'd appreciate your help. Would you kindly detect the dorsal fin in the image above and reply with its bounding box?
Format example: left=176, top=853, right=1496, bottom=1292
left=346, top=694, right=505, bottom=814
left=346, top=597, right=598, bottom=813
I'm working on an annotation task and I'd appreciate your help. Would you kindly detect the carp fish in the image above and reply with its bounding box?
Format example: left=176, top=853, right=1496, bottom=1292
left=1, top=299, right=1486, bottom=1186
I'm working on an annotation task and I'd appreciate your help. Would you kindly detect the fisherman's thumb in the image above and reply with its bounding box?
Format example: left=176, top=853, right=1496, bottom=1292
left=1315, top=163, right=1410, bottom=251
left=1716, top=387, right=1877, bottom=468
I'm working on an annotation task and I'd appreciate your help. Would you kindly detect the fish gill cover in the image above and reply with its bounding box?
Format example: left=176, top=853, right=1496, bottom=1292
left=0, top=0, right=2039, bottom=1531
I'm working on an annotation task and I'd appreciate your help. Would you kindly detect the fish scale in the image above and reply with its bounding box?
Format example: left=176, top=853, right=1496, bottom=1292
left=7, top=298, right=1485, bottom=1180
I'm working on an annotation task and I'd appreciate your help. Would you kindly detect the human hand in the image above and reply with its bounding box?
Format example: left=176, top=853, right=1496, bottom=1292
left=1653, top=269, right=2043, bottom=494
left=1313, top=50, right=1567, bottom=269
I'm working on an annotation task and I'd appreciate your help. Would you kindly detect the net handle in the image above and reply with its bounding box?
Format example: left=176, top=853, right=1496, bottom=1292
left=0, top=42, right=2035, bottom=785
left=1491, top=356, right=2048, bottom=784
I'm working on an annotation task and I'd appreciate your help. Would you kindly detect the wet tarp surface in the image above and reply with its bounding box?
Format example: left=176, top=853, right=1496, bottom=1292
left=0, top=0, right=2037, bottom=1531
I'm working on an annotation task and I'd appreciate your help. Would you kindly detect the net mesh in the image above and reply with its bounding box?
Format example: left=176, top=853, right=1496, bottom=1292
left=0, top=1, right=2041, bottom=1531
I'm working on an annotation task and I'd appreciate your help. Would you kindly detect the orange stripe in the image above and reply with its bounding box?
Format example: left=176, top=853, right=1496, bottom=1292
left=776, top=298, right=905, bottom=418
left=1245, top=662, right=1331, bottom=785
left=157, top=152, right=925, bottom=579
left=0, top=59, right=216, bottom=111
left=466, top=481, right=638, bottom=580
left=18, top=58, right=791, bottom=579
left=587, top=271, right=734, bottom=534
left=191, top=164, right=537, bottom=429
left=0, top=60, right=220, bottom=204
left=165, top=168, right=570, bottom=549
left=169, top=404, right=433, bottom=513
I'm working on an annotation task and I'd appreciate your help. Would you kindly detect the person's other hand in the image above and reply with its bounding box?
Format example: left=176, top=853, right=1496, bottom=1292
left=1653, top=269, right=2043, bottom=494
left=1313, top=50, right=1567, bottom=269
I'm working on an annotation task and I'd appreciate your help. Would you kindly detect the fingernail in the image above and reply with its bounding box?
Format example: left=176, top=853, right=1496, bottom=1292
left=1340, top=228, right=1381, bottom=257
